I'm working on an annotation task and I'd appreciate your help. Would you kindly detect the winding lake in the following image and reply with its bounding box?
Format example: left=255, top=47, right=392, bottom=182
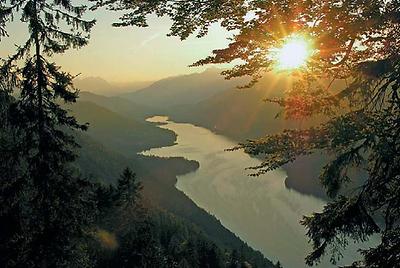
left=142, top=116, right=365, bottom=268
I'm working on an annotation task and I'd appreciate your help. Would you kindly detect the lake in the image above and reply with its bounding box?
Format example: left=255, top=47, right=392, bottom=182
left=142, top=116, right=366, bottom=268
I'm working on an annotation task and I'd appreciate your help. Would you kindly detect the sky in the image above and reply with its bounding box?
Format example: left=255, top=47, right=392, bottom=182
left=1, top=7, right=233, bottom=83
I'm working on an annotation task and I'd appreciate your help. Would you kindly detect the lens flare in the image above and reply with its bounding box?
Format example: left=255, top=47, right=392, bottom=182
left=272, top=34, right=313, bottom=71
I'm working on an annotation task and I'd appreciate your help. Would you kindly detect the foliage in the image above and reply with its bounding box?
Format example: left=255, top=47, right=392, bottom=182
left=90, top=0, right=247, bottom=40
left=99, top=0, right=400, bottom=266
left=0, top=0, right=97, bottom=266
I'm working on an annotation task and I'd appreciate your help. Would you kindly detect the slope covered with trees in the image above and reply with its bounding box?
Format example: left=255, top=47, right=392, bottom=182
left=70, top=100, right=175, bottom=154
left=71, top=100, right=277, bottom=267
left=78, top=91, right=156, bottom=119
left=91, top=167, right=278, bottom=268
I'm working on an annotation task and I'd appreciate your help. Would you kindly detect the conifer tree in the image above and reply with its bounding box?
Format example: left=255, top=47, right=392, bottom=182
left=116, top=167, right=142, bottom=210
left=0, top=0, right=97, bottom=266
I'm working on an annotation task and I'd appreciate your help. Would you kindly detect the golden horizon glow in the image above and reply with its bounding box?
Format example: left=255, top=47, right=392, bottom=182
left=272, top=34, right=313, bottom=71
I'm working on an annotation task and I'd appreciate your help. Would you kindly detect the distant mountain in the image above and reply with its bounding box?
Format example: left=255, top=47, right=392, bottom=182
left=114, top=80, right=154, bottom=94
left=168, top=73, right=309, bottom=140
left=121, top=68, right=250, bottom=108
left=74, top=77, right=152, bottom=96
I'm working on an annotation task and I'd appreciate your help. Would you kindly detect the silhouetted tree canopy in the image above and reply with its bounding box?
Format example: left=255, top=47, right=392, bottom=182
left=0, top=0, right=97, bottom=266
left=96, top=0, right=400, bottom=267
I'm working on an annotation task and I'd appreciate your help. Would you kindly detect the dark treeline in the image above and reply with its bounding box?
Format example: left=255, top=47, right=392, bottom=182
left=93, top=169, right=270, bottom=268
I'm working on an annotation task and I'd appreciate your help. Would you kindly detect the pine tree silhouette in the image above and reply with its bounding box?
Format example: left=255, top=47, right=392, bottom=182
left=0, top=0, right=96, bottom=266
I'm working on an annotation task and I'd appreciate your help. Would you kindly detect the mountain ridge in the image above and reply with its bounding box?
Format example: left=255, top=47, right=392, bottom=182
left=74, top=77, right=152, bottom=96
left=121, top=68, right=250, bottom=108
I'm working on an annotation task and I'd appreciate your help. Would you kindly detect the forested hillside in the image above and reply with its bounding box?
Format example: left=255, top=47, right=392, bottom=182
left=71, top=96, right=278, bottom=267
left=78, top=92, right=156, bottom=119
left=96, top=209, right=252, bottom=267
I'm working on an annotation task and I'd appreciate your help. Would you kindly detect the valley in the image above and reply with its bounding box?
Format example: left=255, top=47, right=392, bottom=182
left=71, top=86, right=275, bottom=267
left=71, top=69, right=366, bottom=267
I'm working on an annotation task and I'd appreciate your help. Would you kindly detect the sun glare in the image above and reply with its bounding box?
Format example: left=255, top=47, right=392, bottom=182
left=272, top=34, right=313, bottom=71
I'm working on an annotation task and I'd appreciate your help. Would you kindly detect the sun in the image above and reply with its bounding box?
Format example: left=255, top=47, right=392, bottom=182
left=272, top=34, right=313, bottom=71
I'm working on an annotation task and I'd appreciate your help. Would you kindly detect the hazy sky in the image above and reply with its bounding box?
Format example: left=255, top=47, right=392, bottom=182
left=1, top=7, right=233, bottom=83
